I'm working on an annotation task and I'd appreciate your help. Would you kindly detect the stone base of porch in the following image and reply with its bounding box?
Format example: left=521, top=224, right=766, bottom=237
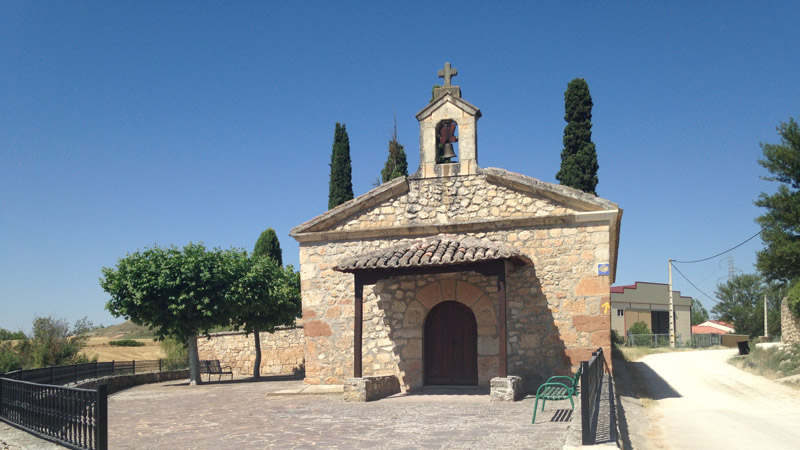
left=344, top=375, right=401, bottom=402
left=489, top=376, right=524, bottom=402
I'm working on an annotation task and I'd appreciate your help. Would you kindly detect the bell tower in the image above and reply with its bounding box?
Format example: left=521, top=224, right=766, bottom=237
left=414, top=62, right=482, bottom=179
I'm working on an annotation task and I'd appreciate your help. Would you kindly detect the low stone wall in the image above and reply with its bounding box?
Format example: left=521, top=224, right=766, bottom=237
left=76, top=370, right=189, bottom=395
left=782, top=298, right=800, bottom=344
left=344, top=375, right=401, bottom=402
left=197, top=326, right=304, bottom=377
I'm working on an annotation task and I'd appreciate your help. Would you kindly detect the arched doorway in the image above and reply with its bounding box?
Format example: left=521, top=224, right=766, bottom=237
left=424, top=301, right=478, bottom=385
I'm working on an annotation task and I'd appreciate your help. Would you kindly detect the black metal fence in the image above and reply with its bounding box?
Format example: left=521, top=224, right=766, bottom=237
left=580, top=347, right=605, bottom=445
left=0, top=378, right=107, bottom=450
left=2, top=359, right=188, bottom=386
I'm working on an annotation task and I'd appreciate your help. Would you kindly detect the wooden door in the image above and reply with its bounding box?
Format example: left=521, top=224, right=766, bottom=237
left=424, top=301, right=478, bottom=385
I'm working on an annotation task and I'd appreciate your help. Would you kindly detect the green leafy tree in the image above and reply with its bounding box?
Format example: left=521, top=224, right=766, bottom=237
left=0, top=341, right=23, bottom=373
left=254, top=228, right=283, bottom=266
left=228, top=255, right=301, bottom=378
left=755, top=117, right=800, bottom=285
left=712, top=274, right=783, bottom=338
left=0, top=328, right=26, bottom=341
left=556, top=78, right=599, bottom=195
left=101, top=243, right=241, bottom=384
left=691, top=301, right=709, bottom=326
left=328, top=122, right=354, bottom=209
left=381, top=118, right=408, bottom=183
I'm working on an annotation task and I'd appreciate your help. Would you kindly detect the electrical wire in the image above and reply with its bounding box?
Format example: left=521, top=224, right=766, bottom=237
left=670, top=262, right=720, bottom=304
left=672, top=230, right=761, bottom=264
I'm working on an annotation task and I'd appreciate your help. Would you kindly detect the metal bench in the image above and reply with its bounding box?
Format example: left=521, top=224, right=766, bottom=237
left=199, top=360, right=233, bottom=382
left=531, top=367, right=582, bottom=423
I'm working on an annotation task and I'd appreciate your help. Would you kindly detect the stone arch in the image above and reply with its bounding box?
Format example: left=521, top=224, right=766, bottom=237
left=412, top=277, right=499, bottom=387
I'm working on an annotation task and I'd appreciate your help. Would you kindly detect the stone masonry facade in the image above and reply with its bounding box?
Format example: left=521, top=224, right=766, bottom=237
left=297, top=173, right=615, bottom=391
left=782, top=298, right=800, bottom=345
left=197, top=326, right=305, bottom=377
left=291, top=70, right=620, bottom=393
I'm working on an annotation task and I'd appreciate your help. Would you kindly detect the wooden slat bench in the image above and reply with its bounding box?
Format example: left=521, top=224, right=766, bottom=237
left=199, top=360, right=234, bottom=382
left=531, top=367, right=582, bottom=424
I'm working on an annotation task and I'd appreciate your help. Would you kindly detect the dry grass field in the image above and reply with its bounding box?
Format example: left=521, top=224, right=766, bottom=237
left=80, top=321, right=164, bottom=361
left=81, top=336, right=164, bottom=362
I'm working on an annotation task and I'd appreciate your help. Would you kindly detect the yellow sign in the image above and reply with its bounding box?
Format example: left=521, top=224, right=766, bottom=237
left=602, top=301, right=610, bottom=314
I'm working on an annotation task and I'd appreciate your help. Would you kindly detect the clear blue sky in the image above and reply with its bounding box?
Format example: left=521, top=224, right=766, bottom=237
left=2, top=2, right=798, bottom=333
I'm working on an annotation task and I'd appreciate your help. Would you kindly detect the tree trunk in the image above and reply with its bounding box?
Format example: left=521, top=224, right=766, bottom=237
left=188, top=335, right=202, bottom=385
left=253, top=327, right=261, bottom=379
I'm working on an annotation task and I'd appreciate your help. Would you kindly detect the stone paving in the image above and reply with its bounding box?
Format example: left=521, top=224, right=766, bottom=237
left=0, top=376, right=576, bottom=449
left=106, top=376, right=572, bottom=449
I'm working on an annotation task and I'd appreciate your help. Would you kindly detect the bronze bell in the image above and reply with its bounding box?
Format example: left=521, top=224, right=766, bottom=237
left=441, top=142, right=456, bottom=159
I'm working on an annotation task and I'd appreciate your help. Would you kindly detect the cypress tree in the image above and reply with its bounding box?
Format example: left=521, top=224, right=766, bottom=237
left=556, top=78, right=599, bottom=195
left=253, top=228, right=282, bottom=266
left=328, top=122, right=354, bottom=209
left=381, top=118, right=408, bottom=183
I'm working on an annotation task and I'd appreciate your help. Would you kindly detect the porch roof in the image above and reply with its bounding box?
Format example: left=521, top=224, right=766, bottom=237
left=334, top=234, right=531, bottom=273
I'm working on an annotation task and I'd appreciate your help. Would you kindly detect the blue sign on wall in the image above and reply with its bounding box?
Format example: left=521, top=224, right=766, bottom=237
left=597, top=263, right=610, bottom=276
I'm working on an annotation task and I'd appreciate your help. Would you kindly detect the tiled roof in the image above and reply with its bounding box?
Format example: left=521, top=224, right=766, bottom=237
left=335, top=234, right=532, bottom=273
left=692, top=325, right=729, bottom=335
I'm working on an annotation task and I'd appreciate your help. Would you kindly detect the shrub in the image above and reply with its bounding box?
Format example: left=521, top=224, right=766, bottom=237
left=160, top=336, right=188, bottom=370
left=108, top=339, right=145, bottom=347
left=629, top=321, right=650, bottom=335
left=611, top=329, right=625, bottom=346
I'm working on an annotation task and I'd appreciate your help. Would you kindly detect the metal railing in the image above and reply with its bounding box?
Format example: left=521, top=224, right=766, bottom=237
left=580, top=347, right=605, bottom=445
left=689, top=333, right=722, bottom=348
left=2, top=359, right=188, bottom=386
left=0, top=378, right=107, bottom=450
left=625, top=332, right=683, bottom=347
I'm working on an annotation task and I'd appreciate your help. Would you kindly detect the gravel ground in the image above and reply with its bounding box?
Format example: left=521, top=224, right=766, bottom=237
left=637, top=348, right=800, bottom=450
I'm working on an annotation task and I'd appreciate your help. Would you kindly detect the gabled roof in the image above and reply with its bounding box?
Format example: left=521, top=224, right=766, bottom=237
left=415, top=92, right=481, bottom=121
left=335, top=234, right=531, bottom=273
left=290, top=167, right=622, bottom=281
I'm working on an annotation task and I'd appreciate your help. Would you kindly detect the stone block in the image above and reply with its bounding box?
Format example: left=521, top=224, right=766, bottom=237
left=456, top=281, right=484, bottom=306
left=343, top=375, right=401, bottom=402
left=304, top=320, right=333, bottom=337
left=572, top=315, right=610, bottom=332
left=441, top=279, right=456, bottom=300
left=490, top=376, right=523, bottom=402
left=575, top=276, right=610, bottom=296
left=564, top=348, right=594, bottom=366
left=416, top=282, right=442, bottom=309
left=590, top=329, right=611, bottom=347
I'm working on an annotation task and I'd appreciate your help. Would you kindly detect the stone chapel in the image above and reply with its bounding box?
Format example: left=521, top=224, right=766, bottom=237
left=290, top=64, right=622, bottom=396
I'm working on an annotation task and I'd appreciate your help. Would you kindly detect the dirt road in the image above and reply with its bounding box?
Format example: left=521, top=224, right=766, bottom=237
left=638, top=348, right=800, bottom=450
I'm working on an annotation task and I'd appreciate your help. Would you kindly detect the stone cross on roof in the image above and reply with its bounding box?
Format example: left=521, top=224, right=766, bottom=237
left=438, top=62, right=458, bottom=87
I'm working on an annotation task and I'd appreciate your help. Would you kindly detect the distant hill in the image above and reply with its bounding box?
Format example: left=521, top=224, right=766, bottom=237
left=91, top=321, right=156, bottom=339
left=82, top=321, right=163, bottom=362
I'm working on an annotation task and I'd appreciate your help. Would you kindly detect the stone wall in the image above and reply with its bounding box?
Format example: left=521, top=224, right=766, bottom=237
left=76, top=370, right=189, bottom=395
left=197, top=326, right=304, bottom=377
left=298, top=174, right=612, bottom=390
left=782, top=298, right=800, bottom=344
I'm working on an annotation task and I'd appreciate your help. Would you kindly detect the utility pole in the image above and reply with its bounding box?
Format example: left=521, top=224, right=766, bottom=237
left=668, top=259, right=675, bottom=348
left=764, top=293, right=768, bottom=340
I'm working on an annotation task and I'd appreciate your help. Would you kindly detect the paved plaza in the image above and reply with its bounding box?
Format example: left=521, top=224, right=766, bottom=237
left=1, top=375, right=577, bottom=449
left=107, top=376, right=572, bottom=449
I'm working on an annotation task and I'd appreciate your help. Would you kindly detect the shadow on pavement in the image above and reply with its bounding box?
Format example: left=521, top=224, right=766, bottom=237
left=627, top=361, right=681, bottom=400
left=162, top=373, right=304, bottom=387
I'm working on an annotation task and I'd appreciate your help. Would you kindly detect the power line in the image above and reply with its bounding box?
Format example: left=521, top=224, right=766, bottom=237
left=672, top=230, right=761, bottom=264
left=670, top=262, right=720, bottom=304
